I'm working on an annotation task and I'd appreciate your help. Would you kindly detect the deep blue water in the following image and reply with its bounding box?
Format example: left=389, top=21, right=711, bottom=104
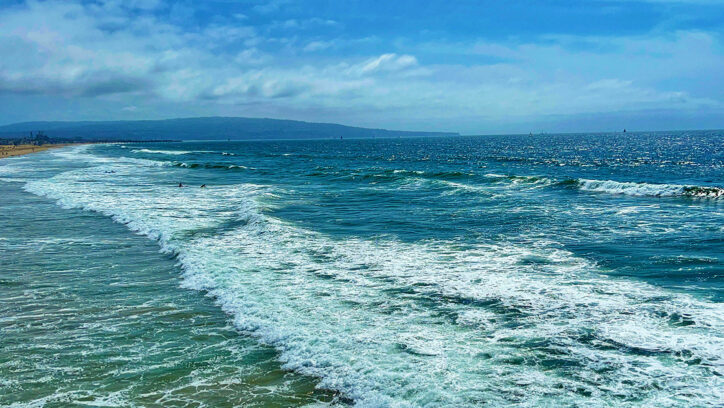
left=1, top=131, right=722, bottom=406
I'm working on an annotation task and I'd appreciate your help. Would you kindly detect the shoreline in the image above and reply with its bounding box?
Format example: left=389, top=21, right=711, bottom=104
left=0, top=143, right=83, bottom=159
left=0, top=180, right=337, bottom=407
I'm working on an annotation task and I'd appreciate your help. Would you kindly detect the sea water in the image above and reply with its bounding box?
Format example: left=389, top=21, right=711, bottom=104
left=0, top=131, right=722, bottom=407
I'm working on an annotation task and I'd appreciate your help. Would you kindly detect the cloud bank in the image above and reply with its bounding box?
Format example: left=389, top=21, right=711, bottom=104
left=0, top=0, right=722, bottom=133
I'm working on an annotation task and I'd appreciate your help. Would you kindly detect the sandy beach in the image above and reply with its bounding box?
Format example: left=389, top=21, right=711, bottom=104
left=0, top=144, right=76, bottom=159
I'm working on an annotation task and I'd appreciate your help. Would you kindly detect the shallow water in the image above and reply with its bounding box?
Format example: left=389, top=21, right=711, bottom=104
left=1, top=131, right=722, bottom=407
left=0, top=180, right=341, bottom=407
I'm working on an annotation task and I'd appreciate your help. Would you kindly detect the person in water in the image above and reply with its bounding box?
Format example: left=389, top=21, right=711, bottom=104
left=178, top=183, right=183, bottom=187
left=200, top=184, right=206, bottom=188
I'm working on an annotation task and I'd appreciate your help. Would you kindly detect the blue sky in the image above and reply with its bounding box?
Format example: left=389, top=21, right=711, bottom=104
left=0, top=0, right=723, bottom=134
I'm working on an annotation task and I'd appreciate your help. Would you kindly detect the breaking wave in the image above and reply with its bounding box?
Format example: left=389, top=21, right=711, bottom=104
left=571, top=179, right=724, bottom=199
left=132, top=149, right=215, bottom=155
left=172, top=162, right=249, bottom=170
left=17, top=152, right=724, bottom=407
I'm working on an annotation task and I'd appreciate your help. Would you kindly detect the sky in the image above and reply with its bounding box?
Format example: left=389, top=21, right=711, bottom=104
left=0, top=0, right=723, bottom=134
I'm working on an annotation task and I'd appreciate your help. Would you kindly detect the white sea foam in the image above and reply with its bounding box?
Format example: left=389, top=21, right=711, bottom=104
left=17, top=153, right=724, bottom=407
left=50, top=143, right=93, bottom=158
left=0, top=145, right=87, bottom=182
left=0, top=163, right=24, bottom=179
left=131, top=148, right=212, bottom=155
left=5, top=390, right=131, bottom=408
left=478, top=174, right=724, bottom=200
left=47, top=144, right=169, bottom=168
left=577, top=179, right=724, bottom=199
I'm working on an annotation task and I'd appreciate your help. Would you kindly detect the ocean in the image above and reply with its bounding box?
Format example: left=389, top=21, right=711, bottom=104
left=0, top=131, right=722, bottom=407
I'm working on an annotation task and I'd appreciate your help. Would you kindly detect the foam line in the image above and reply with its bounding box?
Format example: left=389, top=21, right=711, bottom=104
left=14, top=150, right=724, bottom=406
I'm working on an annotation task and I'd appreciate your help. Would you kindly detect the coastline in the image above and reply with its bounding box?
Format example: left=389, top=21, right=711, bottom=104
left=1, top=134, right=722, bottom=406
left=0, top=143, right=81, bottom=159
left=0, top=180, right=337, bottom=407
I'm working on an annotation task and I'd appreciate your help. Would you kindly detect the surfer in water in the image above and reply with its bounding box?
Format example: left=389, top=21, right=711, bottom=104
left=178, top=182, right=183, bottom=187
left=200, top=184, right=206, bottom=188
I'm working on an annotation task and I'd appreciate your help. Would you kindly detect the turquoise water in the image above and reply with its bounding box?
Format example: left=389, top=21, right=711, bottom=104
left=0, top=164, right=339, bottom=406
left=1, top=132, right=722, bottom=407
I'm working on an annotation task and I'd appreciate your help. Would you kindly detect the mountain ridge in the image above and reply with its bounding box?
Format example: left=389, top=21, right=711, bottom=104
left=0, top=117, right=459, bottom=141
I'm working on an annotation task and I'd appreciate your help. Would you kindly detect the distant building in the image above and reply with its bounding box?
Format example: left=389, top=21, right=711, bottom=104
left=1, top=131, right=52, bottom=146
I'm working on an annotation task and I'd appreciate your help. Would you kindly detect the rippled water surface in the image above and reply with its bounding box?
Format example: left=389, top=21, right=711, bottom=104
left=1, top=131, right=722, bottom=407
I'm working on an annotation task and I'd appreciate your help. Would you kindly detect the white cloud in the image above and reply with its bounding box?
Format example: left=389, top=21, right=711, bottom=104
left=353, top=54, right=419, bottom=75
left=304, top=40, right=334, bottom=52
left=269, top=18, right=340, bottom=31
left=0, top=0, right=722, bottom=132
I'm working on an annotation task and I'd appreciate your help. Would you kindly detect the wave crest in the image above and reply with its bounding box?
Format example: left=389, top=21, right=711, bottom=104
left=574, top=179, right=724, bottom=199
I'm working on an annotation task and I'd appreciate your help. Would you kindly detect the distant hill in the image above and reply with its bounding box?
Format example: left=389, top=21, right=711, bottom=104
left=0, top=117, right=458, bottom=141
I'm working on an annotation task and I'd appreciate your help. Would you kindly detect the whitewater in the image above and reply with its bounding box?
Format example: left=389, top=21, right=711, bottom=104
left=1, top=131, right=722, bottom=407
